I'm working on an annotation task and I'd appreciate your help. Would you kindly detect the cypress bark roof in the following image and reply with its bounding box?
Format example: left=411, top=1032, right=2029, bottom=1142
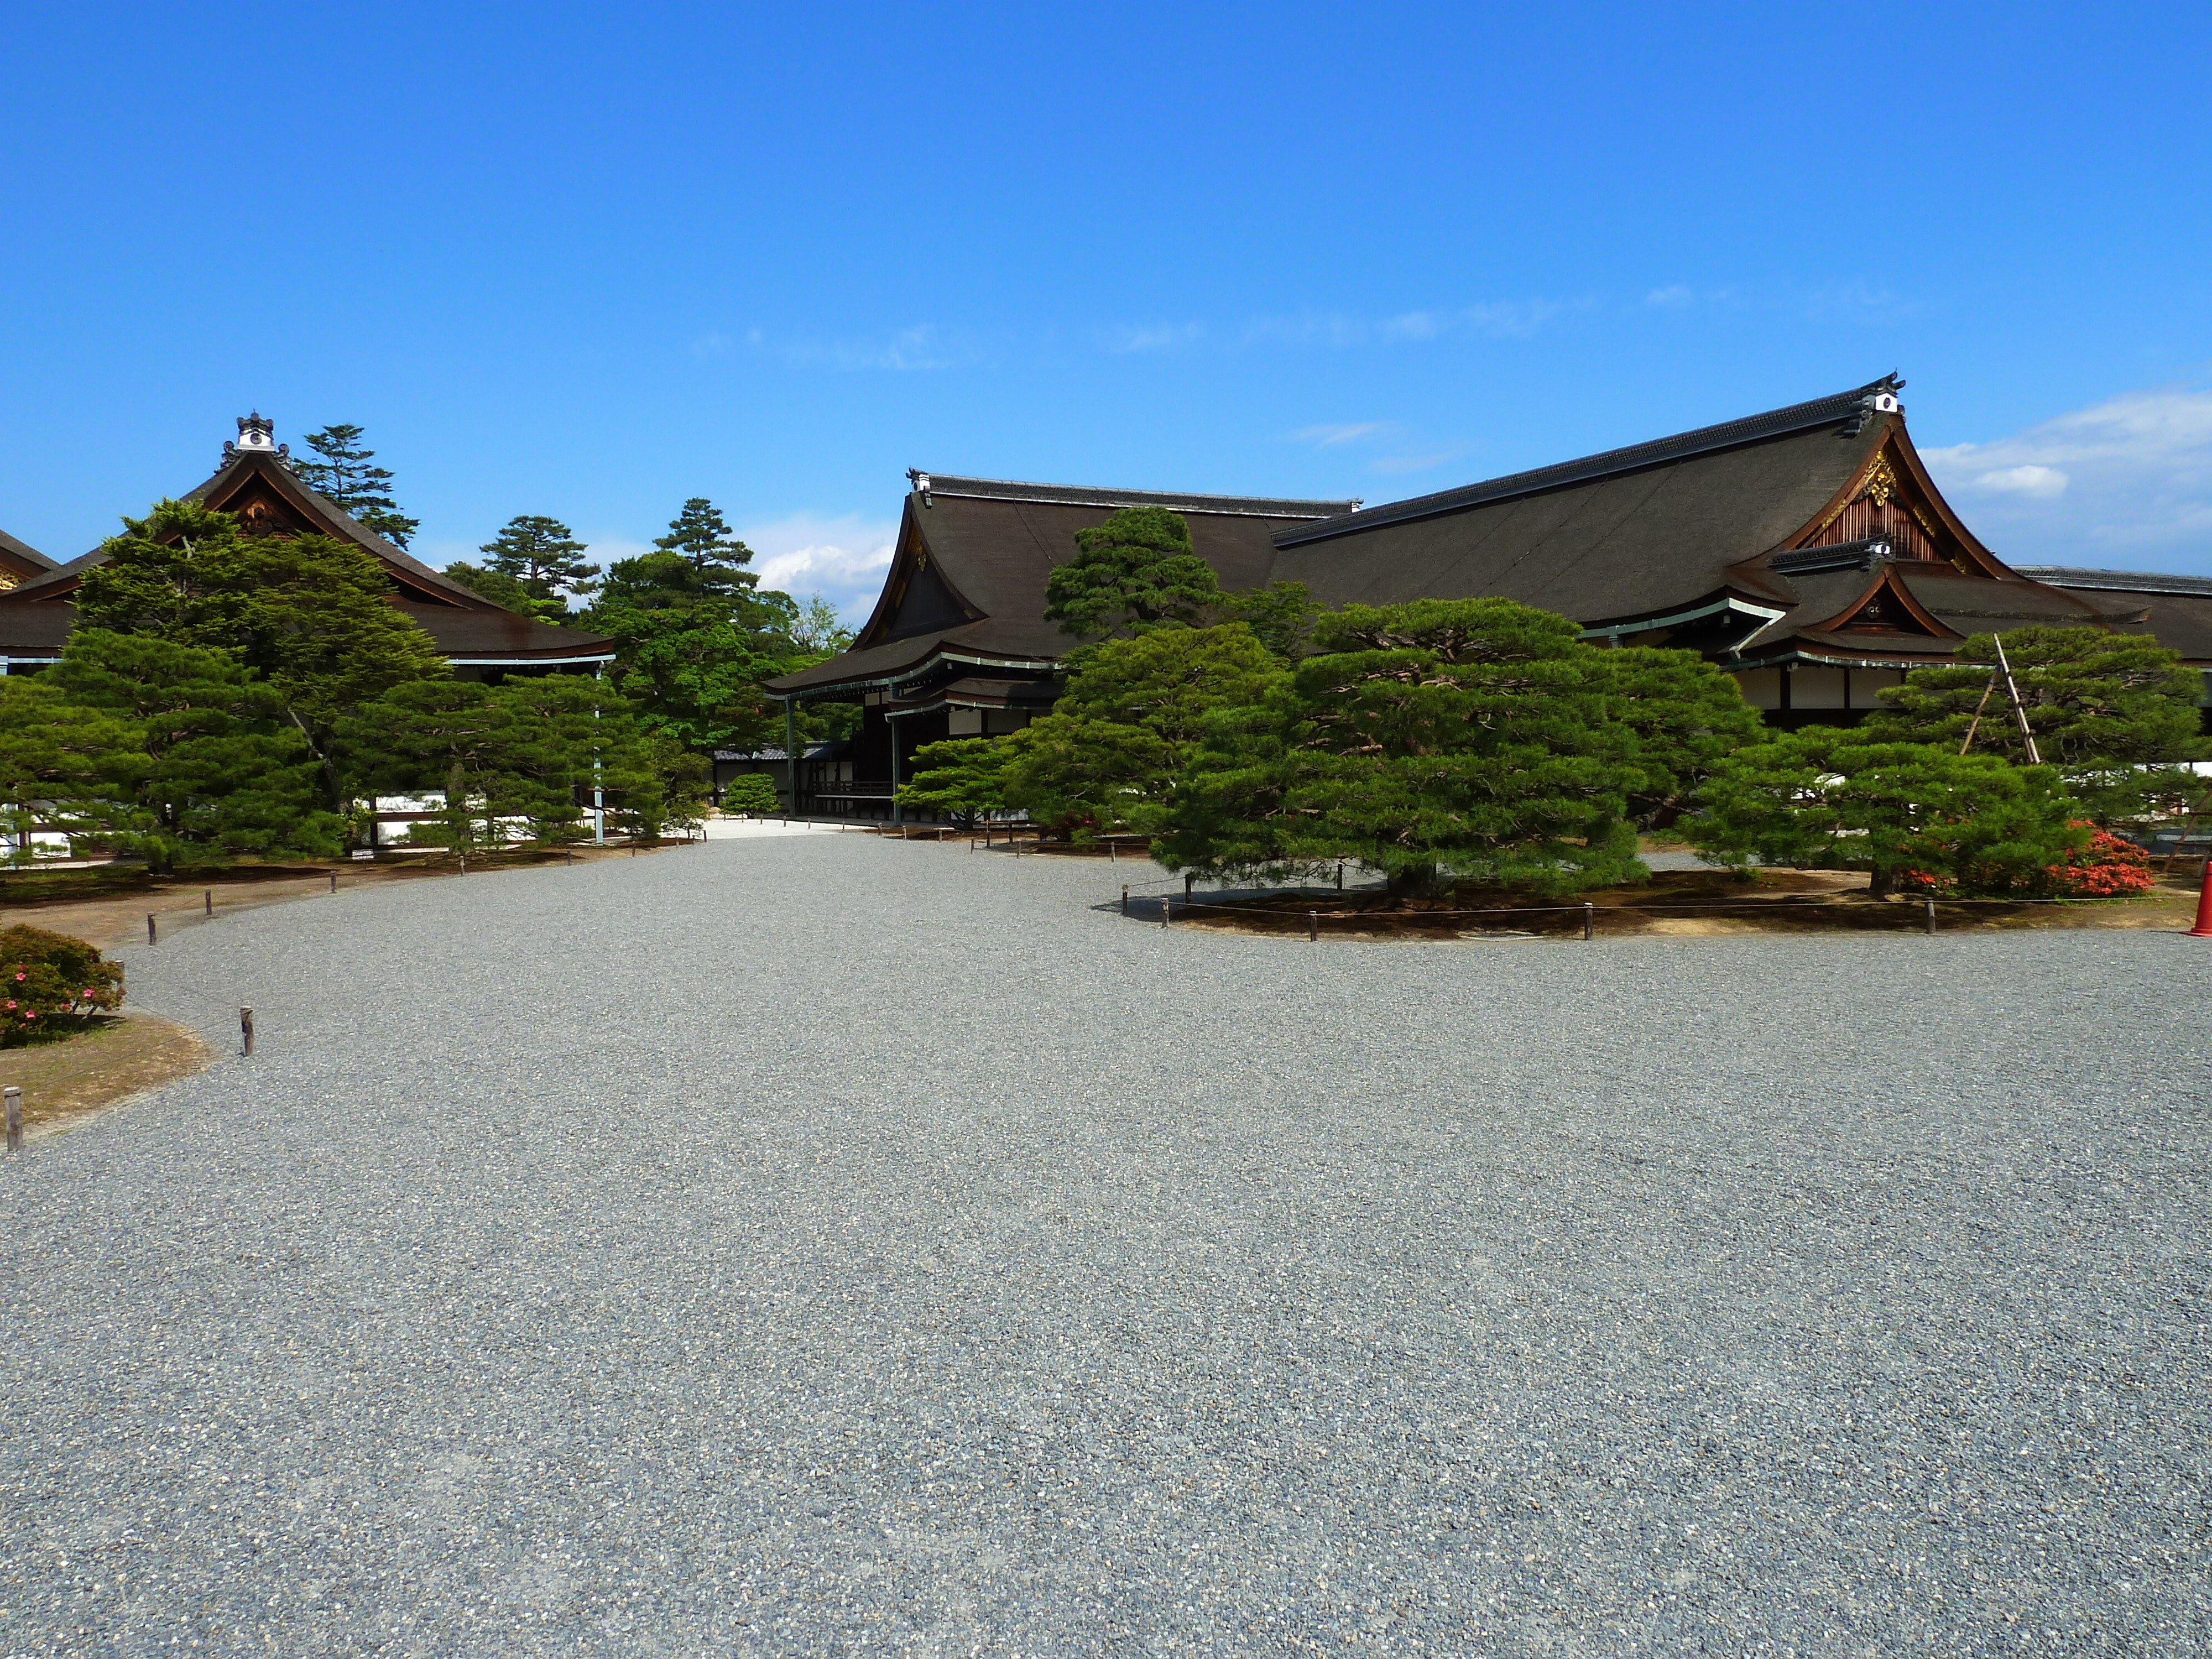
left=0, top=445, right=614, bottom=666
left=0, top=528, right=55, bottom=584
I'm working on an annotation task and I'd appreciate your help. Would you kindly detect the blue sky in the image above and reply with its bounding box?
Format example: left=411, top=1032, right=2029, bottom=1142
left=3, top=3, right=2209, bottom=619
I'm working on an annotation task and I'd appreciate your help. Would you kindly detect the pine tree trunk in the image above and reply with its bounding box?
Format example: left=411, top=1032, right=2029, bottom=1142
left=1386, top=862, right=1438, bottom=899
left=1868, top=862, right=1895, bottom=900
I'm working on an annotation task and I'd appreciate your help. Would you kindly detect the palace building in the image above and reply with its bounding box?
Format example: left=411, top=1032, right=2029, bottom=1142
left=0, top=415, right=615, bottom=677
left=764, top=375, right=2212, bottom=815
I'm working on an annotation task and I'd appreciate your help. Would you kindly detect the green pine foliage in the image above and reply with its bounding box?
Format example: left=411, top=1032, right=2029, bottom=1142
left=652, top=498, right=759, bottom=596
left=0, top=677, right=137, bottom=864
left=1686, top=732, right=2086, bottom=898
left=1044, top=507, right=1223, bottom=639
left=1862, top=627, right=2210, bottom=825
left=1219, top=580, right=1321, bottom=659
left=1159, top=598, right=1754, bottom=896
left=74, top=500, right=450, bottom=805
left=476, top=515, right=600, bottom=619
left=897, top=737, right=1019, bottom=830
left=291, top=424, right=420, bottom=547
left=52, top=631, right=341, bottom=873
left=441, top=561, right=549, bottom=617
left=1003, top=624, right=1288, bottom=836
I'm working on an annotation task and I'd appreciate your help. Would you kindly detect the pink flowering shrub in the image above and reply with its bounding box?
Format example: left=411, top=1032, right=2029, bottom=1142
left=0, top=925, right=124, bottom=1047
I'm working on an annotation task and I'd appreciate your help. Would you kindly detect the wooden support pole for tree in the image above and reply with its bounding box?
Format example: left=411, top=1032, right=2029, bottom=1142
left=240, top=1008, right=254, bottom=1057
left=4, top=1086, right=20, bottom=1154
left=1992, top=633, right=2042, bottom=764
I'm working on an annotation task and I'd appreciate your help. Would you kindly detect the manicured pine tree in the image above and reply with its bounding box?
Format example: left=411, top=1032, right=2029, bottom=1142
left=1045, top=506, right=1222, bottom=639
left=52, top=631, right=340, bottom=873
left=652, top=498, right=759, bottom=597
left=1686, top=732, right=2086, bottom=898
left=291, top=424, right=421, bottom=548
left=1862, top=626, right=2210, bottom=824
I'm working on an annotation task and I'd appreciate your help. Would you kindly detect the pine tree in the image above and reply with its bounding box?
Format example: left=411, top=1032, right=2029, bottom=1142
left=652, top=498, right=758, bottom=597
left=53, top=631, right=340, bottom=873
left=479, top=515, right=599, bottom=616
left=1045, top=506, right=1222, bottom=640
left=1687, top=733, right=2086, bottom=898
left=1159, top=599, right=1747, bottom=895
left=1861, top=626, right=2209, bottom=824
left=291, top=424, right=421, bottom=548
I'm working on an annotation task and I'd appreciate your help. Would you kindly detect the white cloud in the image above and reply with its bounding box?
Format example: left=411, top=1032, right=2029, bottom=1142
left=738, top=511, right=898, bottom=624
left=1645, top=285, right=1695, bottom=309
left=1922, top=384, right=2212, bottom=567
left=1292, top=421, right=1396, bottom=447
left=1105, top=322, right=1205, bottom=353
left=1242, top=300, right=1567, bottom=349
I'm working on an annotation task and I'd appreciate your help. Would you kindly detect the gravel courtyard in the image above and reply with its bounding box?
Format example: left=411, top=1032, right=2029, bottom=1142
left=2, top=835, right=2206, bottom=1655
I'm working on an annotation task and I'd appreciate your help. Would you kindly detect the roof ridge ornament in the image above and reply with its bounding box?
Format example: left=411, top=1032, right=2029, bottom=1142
left=907, top=468, right=933, bottom=508
left=1843, top=374, right=1905, bottom=436
left=221, top=410, right=290, bottom=467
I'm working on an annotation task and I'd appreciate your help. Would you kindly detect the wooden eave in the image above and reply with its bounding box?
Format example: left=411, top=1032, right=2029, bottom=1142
left=1812, top=564, right=1959, bottom=638
left=849, top=494, right=986, bottom=650
left=1777, top=414, right=2012, bottom=580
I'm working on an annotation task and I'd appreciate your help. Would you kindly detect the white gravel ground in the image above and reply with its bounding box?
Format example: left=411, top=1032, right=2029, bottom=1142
left=1, top=836, right=2206, bottom=1655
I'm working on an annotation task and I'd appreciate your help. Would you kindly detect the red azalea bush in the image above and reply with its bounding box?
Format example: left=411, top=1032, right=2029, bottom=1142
left=0, top=925, right=124, bottom=1046
left=1899, top=825, right=2154, bottom=900
left=2043, top=825, right=2154, bottom=897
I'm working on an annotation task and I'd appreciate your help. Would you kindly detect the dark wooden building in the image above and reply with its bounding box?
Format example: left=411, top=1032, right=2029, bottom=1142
left=766, top=377, right=2209, bottom=808
left=763, top=475, right=1358, bottom=813
left=0, top=415, right=615, bottom=677
left=0, top=529, right=56, bottom=589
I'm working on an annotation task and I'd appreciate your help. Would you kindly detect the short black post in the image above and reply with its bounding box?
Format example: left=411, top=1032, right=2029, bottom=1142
left=1924, top=898, right=1937, bottom=935
left=205, top=890, right=212, bottom=917
left=1336, top=860, right=1344, bottom=891
left=146, top=913, right=156, bottom=947
left=1184, top=873, right=1194, bottom=899
left=1582, top=902, right=1594, bottom=941
left=328, top=872, right=337, bottom=894
left=1308, top=910, right=1319, bottom=942
left=1161, top=894, right=1170, bottom=929
left=4, top=1086, right=20, bottom=1154
left=1110, top=840, right=1118, bottom=862
left=1121, top=885, right=1130, bottom=916
left=239, top=1007, right=254, bottom=1057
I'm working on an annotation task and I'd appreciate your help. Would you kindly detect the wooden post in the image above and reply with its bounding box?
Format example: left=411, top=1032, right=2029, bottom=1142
left=146, top=913, right=156, bottom=947
left=1582, top=902, right=1594, bottom=941
left=1110, top=839, right=1118, bottom=862
left=1184, top=873, right=1194, bottom=899
left=1161, top=894, right=1170, bottom=928
left=205, top=890, right=212, bottom=917
left=328, top=872, right=337, bottom=894
left=1924, top=899, right=1937, bottom=935
left=1122, top=885, right=1130, bottom=916
left=4, top=1086, right=20, bottom=1154
left=1308, top=910, right=1318, bottom=942
left=240, top=1007, right=254, bottom=1057
left=1336, top=860, right=1344, bottom=891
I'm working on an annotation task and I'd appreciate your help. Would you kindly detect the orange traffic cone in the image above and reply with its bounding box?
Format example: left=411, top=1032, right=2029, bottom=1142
left=2190, top=859, right=2212, bottom=937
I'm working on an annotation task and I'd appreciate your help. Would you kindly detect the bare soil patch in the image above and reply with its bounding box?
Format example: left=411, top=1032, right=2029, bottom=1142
left=4, top=1013, right=212, bottom=1139
left=0, top=841, right=688, bottom=953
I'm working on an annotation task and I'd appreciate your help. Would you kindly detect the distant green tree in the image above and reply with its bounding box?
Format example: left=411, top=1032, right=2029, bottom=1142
left=478, top=515, right=599, bottom=618
left=441, top=561, right=546, bottom=618
left=291, top=424, right=420, bottom=547
left=721, top=772, right=781, bottom=814
left=897, top=736, right=1020, bottom=830
left=1045, top=506, right=1223, bottom=640
left=1687, top=732, right=2086, bottom=899
left=792, top=596, right=854, bottom=654
left=53, top=630, right=340, bottom=873
left=74, top=500, right=450, bottom=805
left=1159, top=599, right=1735, bottom=896
left=653, top=498, right=759, bottom=597
left=1863, top=627, right=2209, bottom=825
